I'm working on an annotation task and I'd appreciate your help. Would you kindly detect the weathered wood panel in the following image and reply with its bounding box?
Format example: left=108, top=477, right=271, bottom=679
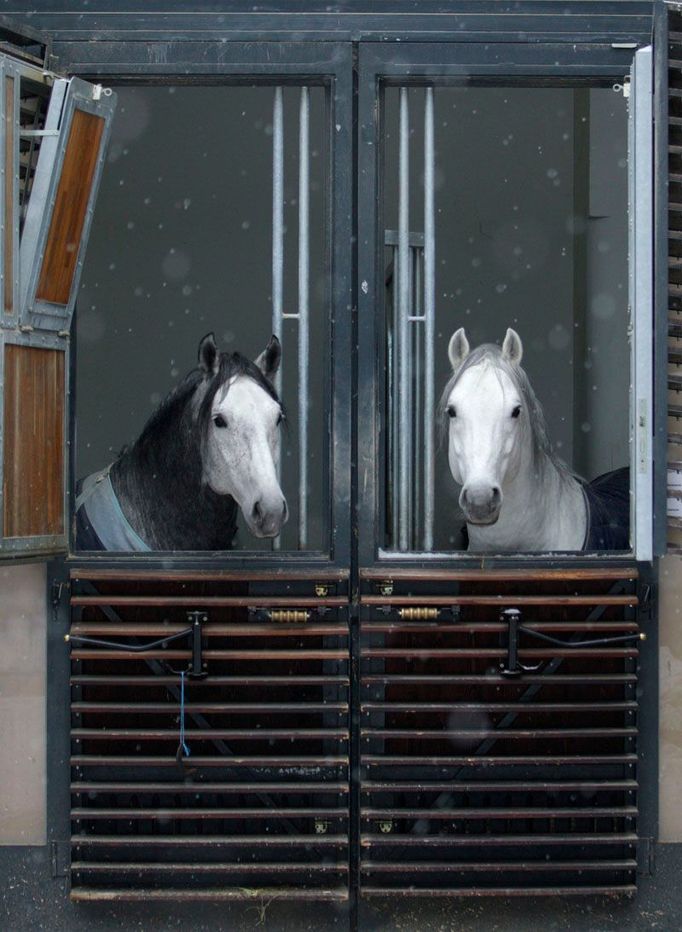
left=35, top=108, right=104, bottom=306
left=3, top=344, right=64, bottom=537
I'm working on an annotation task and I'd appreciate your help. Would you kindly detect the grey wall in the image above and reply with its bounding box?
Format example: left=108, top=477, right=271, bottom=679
left=76, top=85, right=328, bottom=551
left=383, top=85, right=629, bottom=550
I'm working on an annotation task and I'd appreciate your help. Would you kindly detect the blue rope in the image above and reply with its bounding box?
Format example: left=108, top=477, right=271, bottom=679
left=178, top=669, right=191, bottom=759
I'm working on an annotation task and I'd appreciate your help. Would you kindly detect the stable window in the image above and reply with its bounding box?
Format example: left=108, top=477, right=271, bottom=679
left=357, top=45, right=654, bottom=563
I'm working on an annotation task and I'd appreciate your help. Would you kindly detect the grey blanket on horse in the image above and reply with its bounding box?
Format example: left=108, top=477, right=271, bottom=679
left=75, top=467, right=151, bottom=552
left=581, top=467, right=629, bottom=551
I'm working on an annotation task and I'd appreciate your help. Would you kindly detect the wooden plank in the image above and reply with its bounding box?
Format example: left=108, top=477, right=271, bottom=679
left=70, top=887, right=348, bottom=902
left=360, top=567, right=637, bottom=581
left=3, top=344, right=64, bottom=537
left=36, top=108, right=104, bottom=305
left=70, top=595, right=347, bottom=608
left=361, top=595, right=638, bottom=606
left=70, top=567, right=349, bottom=582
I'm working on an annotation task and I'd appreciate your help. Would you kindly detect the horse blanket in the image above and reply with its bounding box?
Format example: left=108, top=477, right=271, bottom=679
left=581, top=467, right=630, bottom=551
left=75, top=467, right=151, bottom=552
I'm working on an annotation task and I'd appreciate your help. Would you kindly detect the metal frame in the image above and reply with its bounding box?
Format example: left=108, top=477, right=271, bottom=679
left=629, top=45, right=654, bottom=562
left=0, top=326, right=70, bottom=556
left=357, top=41, right=649, bottom=571
left=0, top=8, right=654, bottom=924
left=19, top=76, right=117, bottom=333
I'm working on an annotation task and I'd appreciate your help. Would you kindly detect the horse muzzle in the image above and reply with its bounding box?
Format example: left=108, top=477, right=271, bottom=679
left=460, top=484, right=502, bottom=526
left=248, top=496, right=288, bottom=538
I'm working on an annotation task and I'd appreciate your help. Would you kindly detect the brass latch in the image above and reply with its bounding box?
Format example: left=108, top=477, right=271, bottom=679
left=398, top=607, right=439, bottom=621
left=269, top=609, right=310, bottom=623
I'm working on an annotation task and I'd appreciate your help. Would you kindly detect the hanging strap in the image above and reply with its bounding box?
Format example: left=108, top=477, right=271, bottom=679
left=176, top=669, right=191, bottom=762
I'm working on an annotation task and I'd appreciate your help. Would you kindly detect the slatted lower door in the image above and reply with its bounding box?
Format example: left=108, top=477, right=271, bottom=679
left=359, top=567, right=640, bottom=897
left=68, top=570, right=350, bottom=902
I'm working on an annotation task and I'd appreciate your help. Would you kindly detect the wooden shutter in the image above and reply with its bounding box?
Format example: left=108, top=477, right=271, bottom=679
left=19, top=76, right=116, bottom=333
left=0, top=53, right=116, bottom=558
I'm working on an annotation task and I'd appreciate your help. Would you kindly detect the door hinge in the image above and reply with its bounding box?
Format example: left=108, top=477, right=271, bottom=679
left=637, top=836, right=656, bottom=875
left=50, top=840, right=70, bottom=879
left=51, top=580, right=69, bottom=621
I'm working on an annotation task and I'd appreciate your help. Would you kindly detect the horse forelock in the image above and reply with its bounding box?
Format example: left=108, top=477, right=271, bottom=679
left=196, top=351, right=283, bottom=437
left=439, top=344, right=571, bottom=480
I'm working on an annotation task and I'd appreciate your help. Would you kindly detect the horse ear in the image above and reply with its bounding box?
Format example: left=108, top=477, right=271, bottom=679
left=255, top=335, right=281, bottom=380
left=198, top=332, right=218, bottom=374
left=501, top=328, right=523, bottom=365
left=448, top=328, right=470, bottom=372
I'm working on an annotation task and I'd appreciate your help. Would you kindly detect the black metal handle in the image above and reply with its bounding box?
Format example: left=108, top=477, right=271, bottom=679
left=499, top=607, right=645, bottom=678
left=65, top=611, right=207, bottom=678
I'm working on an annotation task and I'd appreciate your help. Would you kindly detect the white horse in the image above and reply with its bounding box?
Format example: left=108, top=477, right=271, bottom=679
left=441, top=327, right=629, bottom=552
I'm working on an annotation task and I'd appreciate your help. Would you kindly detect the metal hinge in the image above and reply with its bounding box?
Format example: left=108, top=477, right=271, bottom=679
left=637, top=836, right=656, bottom=875
left=50, top=840, right=70, bottom=879
left=50, top=580, right=69, bottom=621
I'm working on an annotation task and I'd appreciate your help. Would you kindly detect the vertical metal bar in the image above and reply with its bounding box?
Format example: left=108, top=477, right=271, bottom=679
left=629, top=48, right=653, bottom=561
left=413, top=247, right=423, bottom=548
left=390, top=244, right=399, bottom=546
left=398, top=87, right=410, bottom=552
left=423, top=86, right=436, bottom=551
left=272, top=86, right=284, bottom=398
left=298, top=87, right=310, bottom=550
left=271, top=87, right=284, bottom=551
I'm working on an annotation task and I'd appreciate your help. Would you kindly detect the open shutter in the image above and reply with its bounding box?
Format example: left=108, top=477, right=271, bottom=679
left=0, top=49, right=115, bottom=558
left=629, top=45, right=654, bottom=561
left=19, top=76, right=115, bottom=332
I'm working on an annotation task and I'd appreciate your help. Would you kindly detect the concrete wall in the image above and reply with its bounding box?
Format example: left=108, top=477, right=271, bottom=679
left=0, top=563, right=46, bottom=845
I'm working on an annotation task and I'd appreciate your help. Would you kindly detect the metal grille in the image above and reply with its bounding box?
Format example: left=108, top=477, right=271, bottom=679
left=668, top=10, right=682, bottom=549
left=68, top=569, right=350, bottom=903
left=359, top=567, right=640, bottom=897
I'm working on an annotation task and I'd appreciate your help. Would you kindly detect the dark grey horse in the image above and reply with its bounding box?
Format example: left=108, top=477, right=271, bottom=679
left=75, top=333, right=287, bottom=551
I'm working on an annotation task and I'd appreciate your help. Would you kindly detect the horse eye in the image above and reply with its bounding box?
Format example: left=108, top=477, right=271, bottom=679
left=447, top=405, right=457, bottom=419
left=213, top=414, right=228, bottom=429
left=511, top=406, right=521, bottom=419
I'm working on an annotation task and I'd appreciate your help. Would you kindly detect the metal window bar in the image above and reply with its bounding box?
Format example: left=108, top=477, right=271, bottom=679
left=388, top=87, right=436, bottom=552
left=271, top=86, right=312, bottom=551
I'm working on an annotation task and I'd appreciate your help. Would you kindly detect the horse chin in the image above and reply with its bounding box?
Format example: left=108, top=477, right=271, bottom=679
left=465, top=511, right=501, bottom=527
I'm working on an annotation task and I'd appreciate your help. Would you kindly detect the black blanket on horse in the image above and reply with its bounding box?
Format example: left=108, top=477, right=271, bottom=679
left=581, top=467, right=630, bottom=551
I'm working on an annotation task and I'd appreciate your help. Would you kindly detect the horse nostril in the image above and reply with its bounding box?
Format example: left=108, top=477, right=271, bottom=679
left=252, top=500, right=263, bottom=524
left=491, top=486, right=501, bottom=505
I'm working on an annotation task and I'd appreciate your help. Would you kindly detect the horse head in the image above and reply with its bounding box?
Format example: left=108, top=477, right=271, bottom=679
left=442, top=327, right=528, bottom=527
left=197, top=333, right=288, bottom=538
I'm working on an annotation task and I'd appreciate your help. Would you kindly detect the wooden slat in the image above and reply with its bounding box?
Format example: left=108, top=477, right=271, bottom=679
left=361, top=860, right=636, bottom=873
left=71, top=755, right=348, bottom=769
left=3, top=344, right=64, bottom=538
left=36, top=108, right=104, bottom=305
left=70, top=595, right=347, bottom=608
left=361, top=807, right=637, bottom=820
left=70, top=887, right=348, bottom=902
left=360, top=887, right=636, bottom=897
left=360, top=567, right=637, bottom=582
left=70, top=567, right=349, bottom=582
left=361, top=595, right=637, bottom=606
left=72, top=862, right=348, bottom=874
left=361, top=833, right=637, bottom=848
left=72, top=834, right=348, bottom=847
